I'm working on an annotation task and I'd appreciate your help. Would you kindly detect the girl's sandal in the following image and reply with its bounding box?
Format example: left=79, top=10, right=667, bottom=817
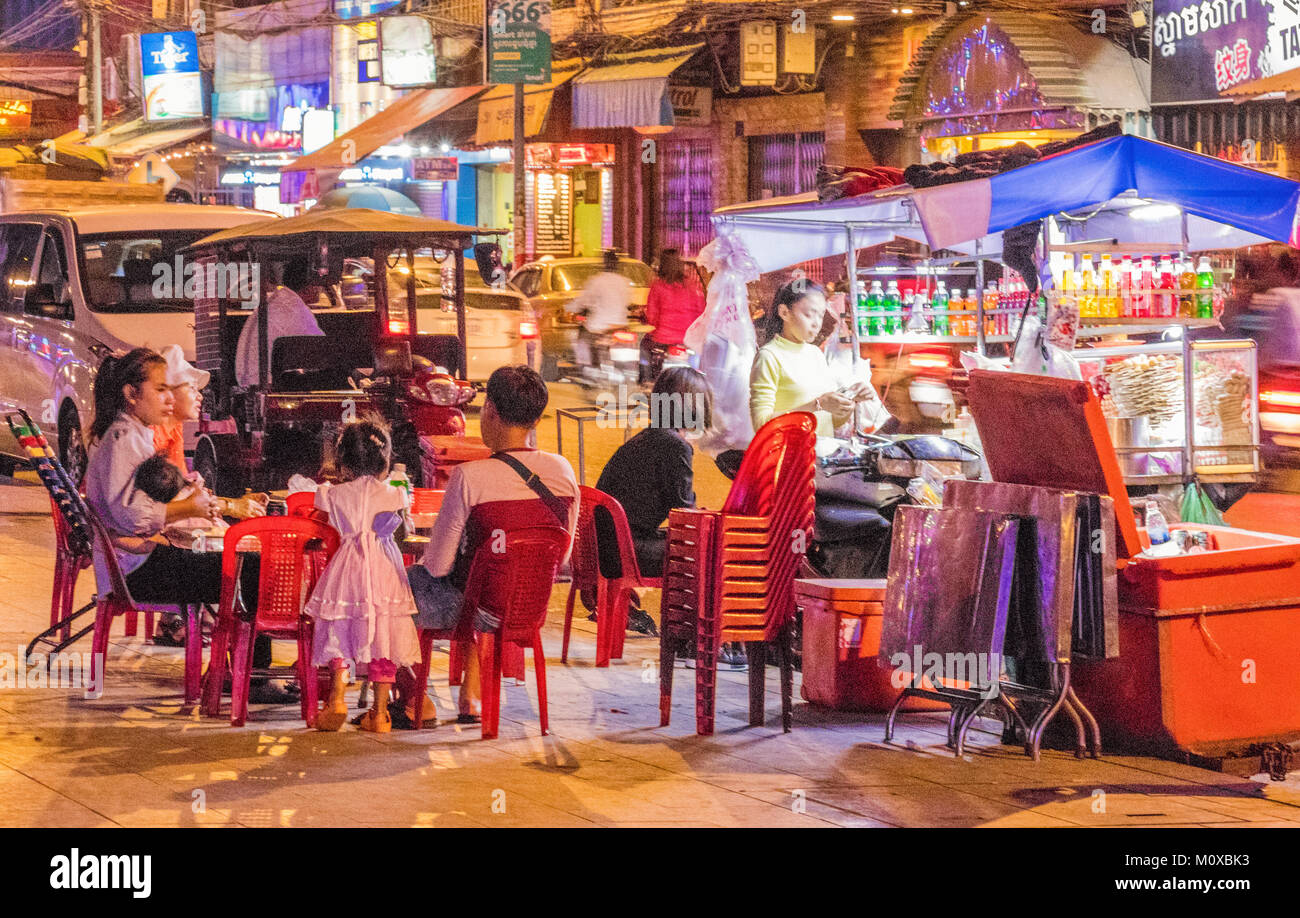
left=357, top=709, right=392, bottom=734
left=316, top=705, right=349, bottom=732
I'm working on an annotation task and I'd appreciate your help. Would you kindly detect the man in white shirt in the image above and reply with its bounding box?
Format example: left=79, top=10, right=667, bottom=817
left=566, top=250, right=630, bottom=368
left=235, top=259, right=326, bottom=388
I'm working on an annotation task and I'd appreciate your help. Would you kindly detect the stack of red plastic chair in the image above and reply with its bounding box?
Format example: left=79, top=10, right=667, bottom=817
left=561, top=486, right=661, bottom=667
left=659, top=412, right=817, bottom=734
left=201, top=517, right=340, bottom=727
left=413, top=526, right=569, bottom=738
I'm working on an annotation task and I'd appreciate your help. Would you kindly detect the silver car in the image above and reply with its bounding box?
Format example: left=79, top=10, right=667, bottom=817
left=0, top=204, right=275, bottom=482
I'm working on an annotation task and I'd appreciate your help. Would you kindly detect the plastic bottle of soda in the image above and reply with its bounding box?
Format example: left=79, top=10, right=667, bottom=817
left=1117, top=255, right=1134, bottom=317
left=1099, top=255, right=1117, bottom=317
left=1136, top=256, right=1155, bottom=319
left=1078, top=254, right=1097, bottom=318
left=1157, top=256, right=1178, bottom=318
left=883, top=279, right=902, bottom=334
left=931, top=280, right=950, bottom=336
left=1179, top=257, right=1197, bottom=317
left=864, top=280, right=884, bottom=336
left=1196, top=256, right=1215, bottom=318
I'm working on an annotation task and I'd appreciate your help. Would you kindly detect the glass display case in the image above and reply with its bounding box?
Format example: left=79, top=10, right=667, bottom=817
left=1072, top=338, right=1260, bottom=485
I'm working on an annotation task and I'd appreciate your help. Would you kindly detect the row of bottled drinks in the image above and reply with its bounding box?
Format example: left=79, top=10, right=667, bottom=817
left=852, top=275, right=1034, bottom=338
left=1061, top=253, right=1218, bottom=320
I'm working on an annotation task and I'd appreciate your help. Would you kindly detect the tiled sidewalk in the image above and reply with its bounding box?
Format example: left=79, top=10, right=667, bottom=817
left=3, top=472, right=1299, bottom=828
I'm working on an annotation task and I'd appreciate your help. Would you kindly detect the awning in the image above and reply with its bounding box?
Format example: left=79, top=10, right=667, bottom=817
left=1220, top=69, right=1300, bottom=98
left=712, top=135, right=1300, bottom=272
left=86, top=119, right=210, bottom=157
left=281, top=85, right=486, bottom=172
left=571, top=45, right=702, bottom=130
left=474, top=58, right=581, bottom=146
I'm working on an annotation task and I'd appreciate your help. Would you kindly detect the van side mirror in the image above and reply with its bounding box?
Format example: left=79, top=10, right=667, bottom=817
left=26, top=283, right=72, bottom=319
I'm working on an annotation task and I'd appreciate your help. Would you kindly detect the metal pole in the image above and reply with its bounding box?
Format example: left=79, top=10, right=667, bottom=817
left=454, top=246, right=467, bottom=380
left=847, top=225, right=861, bottom=369
left=90, top=8, right=103, bottom=134
left=513, top=83, right=526, bottom=266
left=975, top=239, right=987, bottom=356
left=1182, top=330, right=1195, bottom=484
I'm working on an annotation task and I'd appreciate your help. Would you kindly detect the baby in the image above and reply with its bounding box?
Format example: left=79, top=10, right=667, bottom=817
left=115, top=454, right=203, bottom=554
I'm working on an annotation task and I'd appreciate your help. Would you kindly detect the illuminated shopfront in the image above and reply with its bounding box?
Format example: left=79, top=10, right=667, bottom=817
left=525, top=143, right=614, bottom=259
left=889, top=13, right=1148, bottom=162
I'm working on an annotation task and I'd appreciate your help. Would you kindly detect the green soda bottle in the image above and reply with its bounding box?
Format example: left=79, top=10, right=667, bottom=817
left=1195, top=256, right=1215, bottom=319
left=931, top=280, right=950, bottom=336
left=883, top=280, right=902, bottom=335
left=864, top=281, right=883, bottom=337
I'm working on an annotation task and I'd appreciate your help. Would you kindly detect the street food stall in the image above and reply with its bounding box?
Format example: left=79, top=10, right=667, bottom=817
left=185, top=208, right=503, bottom=493
left=705, top=134, right=1300, bottom=763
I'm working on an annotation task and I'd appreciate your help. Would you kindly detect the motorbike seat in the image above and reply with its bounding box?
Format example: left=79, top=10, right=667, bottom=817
left=814, top=497, right=891, bottom=543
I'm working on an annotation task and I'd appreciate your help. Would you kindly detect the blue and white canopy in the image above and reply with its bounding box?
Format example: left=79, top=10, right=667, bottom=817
left=712, top=134, right=1300, bottom=274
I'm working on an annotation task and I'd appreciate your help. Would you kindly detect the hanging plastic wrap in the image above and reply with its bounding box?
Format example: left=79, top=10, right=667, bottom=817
left=686, top=228, right=761, bottom=456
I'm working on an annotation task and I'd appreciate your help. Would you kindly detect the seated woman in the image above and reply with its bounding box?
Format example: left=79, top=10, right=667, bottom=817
left=83, top=348, right=293, bottom=704
left=595, top=367, right=712, bottom=635
left=150, top=345, right=267, bottom=644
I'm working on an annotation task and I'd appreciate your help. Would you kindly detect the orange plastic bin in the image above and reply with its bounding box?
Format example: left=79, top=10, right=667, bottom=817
left=968, top=370, right=1300, bottom=759
left=796, top=579, right=945, bottom=713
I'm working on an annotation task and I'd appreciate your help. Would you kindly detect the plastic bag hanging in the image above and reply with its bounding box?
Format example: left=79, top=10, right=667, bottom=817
left=1180, top=480, right=1227, bottom=527
left=688, top=228, right=761, bottom=456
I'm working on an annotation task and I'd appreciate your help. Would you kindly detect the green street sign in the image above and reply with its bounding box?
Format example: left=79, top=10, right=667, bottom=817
left=485, top=0, right=552, bottom=84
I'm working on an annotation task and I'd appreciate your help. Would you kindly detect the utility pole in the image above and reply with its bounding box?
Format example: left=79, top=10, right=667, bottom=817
left=90, top=5, right=103, bottom=134
left=513, top=82, right=525, bottom=265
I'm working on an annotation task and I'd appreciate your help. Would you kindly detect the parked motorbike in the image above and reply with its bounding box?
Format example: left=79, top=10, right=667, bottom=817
left=808, top=434, right=983, bottom=579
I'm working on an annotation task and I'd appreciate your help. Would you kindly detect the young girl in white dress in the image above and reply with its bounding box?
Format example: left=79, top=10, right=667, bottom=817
left=307, top=421, right=420, bottom=732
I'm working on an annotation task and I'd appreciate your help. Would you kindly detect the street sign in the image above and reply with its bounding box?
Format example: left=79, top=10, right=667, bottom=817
left=413, top=156, right=459, bottom=181
left=127, top=154, right=180, bottom=193
left=485, top=0, right=552, bottom=84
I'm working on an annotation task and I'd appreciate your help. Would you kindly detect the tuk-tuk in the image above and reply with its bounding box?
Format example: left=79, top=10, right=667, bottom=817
left=184, top=208, right=504, bottom=494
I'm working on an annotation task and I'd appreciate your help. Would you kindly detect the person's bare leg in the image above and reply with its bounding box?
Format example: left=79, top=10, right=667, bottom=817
left=316, top=661, right=349, bottom=731
left=360, top=682, right=392, bottom=733
left=459, top=636, right=482, bottom=718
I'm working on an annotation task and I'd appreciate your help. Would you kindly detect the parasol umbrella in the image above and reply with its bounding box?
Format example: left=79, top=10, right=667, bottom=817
left=313, top=185, right=423, bottom=215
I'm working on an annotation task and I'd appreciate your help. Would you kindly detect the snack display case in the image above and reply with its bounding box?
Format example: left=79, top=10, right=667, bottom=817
left=1071, top=338, right=1260, bottom=485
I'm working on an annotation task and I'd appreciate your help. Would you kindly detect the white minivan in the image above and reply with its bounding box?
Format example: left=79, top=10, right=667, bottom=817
left=0, top=204, right=275, bottom=482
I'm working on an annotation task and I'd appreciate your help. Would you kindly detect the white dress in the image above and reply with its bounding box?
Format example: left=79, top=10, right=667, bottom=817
left=305, top=476, right=420, bottom=667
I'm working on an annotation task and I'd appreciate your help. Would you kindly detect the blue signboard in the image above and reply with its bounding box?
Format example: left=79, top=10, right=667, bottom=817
left=140, top=31, right=204, bottom=121
left=1150, top=0, right=1300, bottom=102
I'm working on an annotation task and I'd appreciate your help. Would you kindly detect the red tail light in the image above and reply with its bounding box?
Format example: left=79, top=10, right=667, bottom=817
left=518, top=319, right=539, bottom=339
left=666, top=345, right=687, bottom=358
left=388, top=318, right=410, bottom=335
left=612, top=331, right=636, bottom=345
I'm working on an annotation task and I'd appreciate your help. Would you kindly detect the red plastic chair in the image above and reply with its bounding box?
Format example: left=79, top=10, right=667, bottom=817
left=562, top=486, right=662, bottom=667
left=660, top=412, right=817, bottom=735
left=410, top=488, right=445, bottom=517
left=285, top=490, right=327, bottom=521
left=413, top=527, right=569, bottom=738
left=560, top=490, right=600, bottom=664
left=201, top=516, right=340, bottom=727
left=49, top=495, right=95, bottom=642
left=85, top=512, right=185, bottom=697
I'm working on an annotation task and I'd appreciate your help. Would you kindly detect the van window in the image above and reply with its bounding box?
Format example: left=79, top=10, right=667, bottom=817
left=0, top=223, right=41, bottom=314
left=25, top=231, right=73, bottom=320
left=78, top=229, right=246, bottom=313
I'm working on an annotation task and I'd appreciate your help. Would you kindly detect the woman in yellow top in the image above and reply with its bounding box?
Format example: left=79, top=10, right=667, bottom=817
left=751, top=280, right=869, bottom=437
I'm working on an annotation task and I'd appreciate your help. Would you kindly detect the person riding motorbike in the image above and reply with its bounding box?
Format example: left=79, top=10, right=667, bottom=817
left=641, top=249, right=705, bottom=384
left=566, top=249, right=631, bottom=376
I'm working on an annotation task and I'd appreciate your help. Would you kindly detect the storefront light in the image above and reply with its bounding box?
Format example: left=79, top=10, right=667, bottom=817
left=831, top=13, right=855, bottom=21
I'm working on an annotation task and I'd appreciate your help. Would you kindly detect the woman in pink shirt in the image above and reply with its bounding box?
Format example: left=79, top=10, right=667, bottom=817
left=640, top=249, right=705, bottom=383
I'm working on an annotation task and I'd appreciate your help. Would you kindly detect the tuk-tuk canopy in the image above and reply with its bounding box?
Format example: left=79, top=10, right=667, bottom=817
left=189, top=207, right=504, bottom=255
